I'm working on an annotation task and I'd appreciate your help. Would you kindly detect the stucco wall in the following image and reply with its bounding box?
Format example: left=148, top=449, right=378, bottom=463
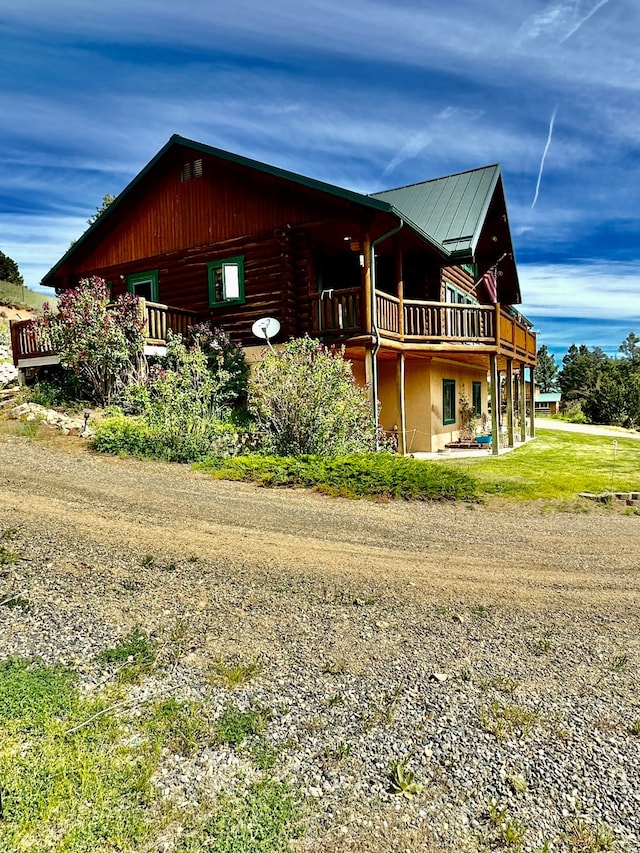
left=427, top=360, right=488, bottom=452
left=377, top=355, right=488, bottom=453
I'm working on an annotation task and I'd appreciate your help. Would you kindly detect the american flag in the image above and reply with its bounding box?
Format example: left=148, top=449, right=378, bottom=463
left=482, top=266, right=498, bottom=303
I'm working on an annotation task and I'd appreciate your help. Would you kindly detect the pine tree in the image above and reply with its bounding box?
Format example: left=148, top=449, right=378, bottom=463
left=0, top=250, right=24, bottom=285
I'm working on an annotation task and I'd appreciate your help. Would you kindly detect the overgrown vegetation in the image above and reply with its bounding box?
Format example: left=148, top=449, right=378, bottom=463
left=33, top=276, right=147, bottom=405
left=248, top=336, right=375, bottom=455
left=95, top=327, right=249, bottom=462
left=555, top=336, right=640, bottom=427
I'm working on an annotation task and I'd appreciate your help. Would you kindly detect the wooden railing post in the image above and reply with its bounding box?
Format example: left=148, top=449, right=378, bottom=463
left=394, top=238, right=404, bottom=340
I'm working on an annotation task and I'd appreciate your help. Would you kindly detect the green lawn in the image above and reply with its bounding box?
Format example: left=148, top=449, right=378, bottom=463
left=452, top=425, right=640, bottom=501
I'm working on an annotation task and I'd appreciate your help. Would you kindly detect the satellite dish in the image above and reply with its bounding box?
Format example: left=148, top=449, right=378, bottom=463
left=251, top=317, right=280, bottom=342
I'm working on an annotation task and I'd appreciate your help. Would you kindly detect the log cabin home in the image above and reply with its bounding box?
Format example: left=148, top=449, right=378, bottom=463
left=12, top=134, right=537, bottom=454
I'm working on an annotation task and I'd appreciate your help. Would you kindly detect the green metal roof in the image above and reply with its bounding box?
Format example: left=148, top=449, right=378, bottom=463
left=370, top=165, right=501, bottom=258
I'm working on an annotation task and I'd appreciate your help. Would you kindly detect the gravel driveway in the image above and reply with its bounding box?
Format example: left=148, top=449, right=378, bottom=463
left=1, top=434, right=639, bottom=851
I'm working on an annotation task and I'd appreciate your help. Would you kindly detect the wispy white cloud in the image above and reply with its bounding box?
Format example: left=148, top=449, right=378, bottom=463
left=531, top=105, right=559, bottom=209
left=519, top=261, right=640, bottom=321
left=559, top=0, right=612, bottom=43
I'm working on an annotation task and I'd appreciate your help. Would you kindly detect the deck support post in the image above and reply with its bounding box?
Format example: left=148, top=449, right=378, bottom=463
left=396, top=351, right=406, bottom=455
left=506, top=358, right=514, bottom=447
left=519, top=365, right=527, bottom=443
left=489, top=353, right=500, bottom=456
left=529, top=365, right=536, bottom=438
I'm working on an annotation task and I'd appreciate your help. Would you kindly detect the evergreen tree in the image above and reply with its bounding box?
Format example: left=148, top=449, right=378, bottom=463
left=619, top=332, right=640, bottom=365
left=534, top=345, right=559, bottom=392
left=87, top=193, right=116, bottom=227
left=0, top=250, right=24, bottom=285
left=558, top=344, right=608, bottom=401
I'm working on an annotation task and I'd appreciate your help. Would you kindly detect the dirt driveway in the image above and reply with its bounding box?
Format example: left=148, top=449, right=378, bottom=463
left=1, top=434, right=639, bottom=613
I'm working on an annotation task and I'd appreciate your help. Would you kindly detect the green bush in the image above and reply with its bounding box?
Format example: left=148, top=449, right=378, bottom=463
left=25, top=376, right=84, bottom=409
left=248, top=336, right=375, bottom=456
left=197, top=453, right=478, bottom=500
left=93, top=410, right=248, bottom=463
left=100, top=333, right=250, bottom=462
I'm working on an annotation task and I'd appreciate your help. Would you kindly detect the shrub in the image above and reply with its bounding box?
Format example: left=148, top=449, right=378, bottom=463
left=560, top=399, right=587, bottom=423
left=197, top=453, right=478, bottom=501
left=187, top=322, right=249, bottom=405
left=248, top=336, right=375, bottom=456
left=97, top=334, right=250, bottom=462
left=36, top=277, right=146, bottom=405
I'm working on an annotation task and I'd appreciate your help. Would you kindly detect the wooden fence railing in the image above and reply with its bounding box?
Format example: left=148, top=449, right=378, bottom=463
left=11, top=300, right=199, bottom=365
left=311, top=287, right=361, bottom=333
left=311, top=289, right=535, bottom=360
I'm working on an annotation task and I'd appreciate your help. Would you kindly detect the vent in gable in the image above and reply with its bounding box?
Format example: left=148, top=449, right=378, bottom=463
left=181, top=159, right=204, bottom=183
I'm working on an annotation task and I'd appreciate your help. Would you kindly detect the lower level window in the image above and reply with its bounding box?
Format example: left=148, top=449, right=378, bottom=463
left=472, top=381, right=482, bottom=417
left=208, top=256, right=245, bottom=307
left=127, top=270, right=159, bottom=302
left=443, top=379, right=456, bottom=425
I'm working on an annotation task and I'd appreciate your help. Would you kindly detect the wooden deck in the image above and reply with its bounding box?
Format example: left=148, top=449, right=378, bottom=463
left=313, top=289, right=537, bottom=364
left=10, top=300, right=198, bottom=368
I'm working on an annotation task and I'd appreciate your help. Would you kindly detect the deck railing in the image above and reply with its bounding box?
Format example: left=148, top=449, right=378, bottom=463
left=310, top=287, right=361, bottom=332
left=143, top=300, right=198, bottom=344
left=10, top=321, right=56, bottom=364
left=11, top=300, right=199, bottom=366
left=313, top=289, right=536, bottom=361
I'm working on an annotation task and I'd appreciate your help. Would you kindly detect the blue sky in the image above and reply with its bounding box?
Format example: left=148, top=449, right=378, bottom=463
left=2, top=0, right=639, bottom=360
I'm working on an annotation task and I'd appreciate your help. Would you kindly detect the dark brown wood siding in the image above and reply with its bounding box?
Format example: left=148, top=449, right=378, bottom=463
left=87, top=227, right=307, bottom=347
left=71, top=146, right=363, bottom=274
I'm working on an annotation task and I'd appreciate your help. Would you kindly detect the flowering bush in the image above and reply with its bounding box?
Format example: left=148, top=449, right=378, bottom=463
left=187, top=322, right=249, bottom=405
left=248, top=336, right=375, bottom=456
left=38, top=276, right=146, bottom=405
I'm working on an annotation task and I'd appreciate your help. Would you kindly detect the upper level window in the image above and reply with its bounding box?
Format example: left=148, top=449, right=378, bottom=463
left=127, top=270, right=159, bottom=302
left=444, top=283, right=478, bottom=305
left=208, top=257, right=245, bottom=307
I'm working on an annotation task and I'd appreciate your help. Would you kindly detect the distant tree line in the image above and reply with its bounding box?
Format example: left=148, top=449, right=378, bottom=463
left=535, top=334, right=640, bottom=427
